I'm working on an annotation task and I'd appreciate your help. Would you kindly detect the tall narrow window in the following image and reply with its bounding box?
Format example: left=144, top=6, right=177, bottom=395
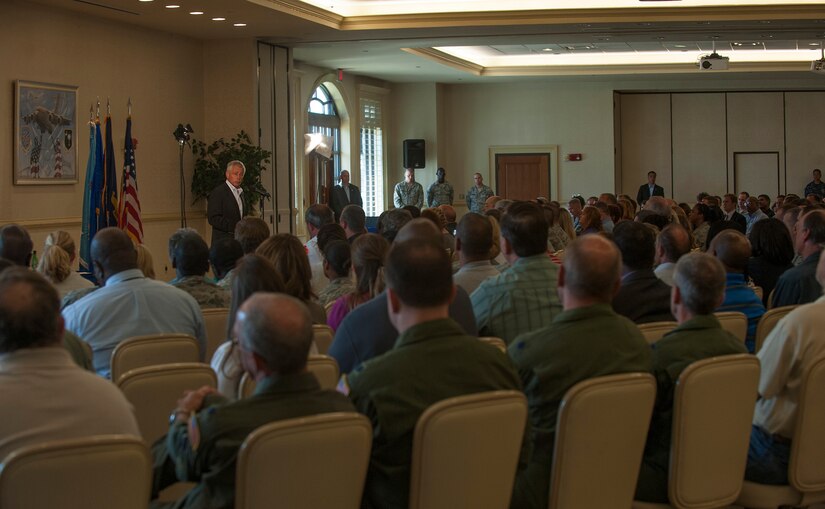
left=360, top=98, right=384, bottom=217
left=307, top=85, right=341, bottom=205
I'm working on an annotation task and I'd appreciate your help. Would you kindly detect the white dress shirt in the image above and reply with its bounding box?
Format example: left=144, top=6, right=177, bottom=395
left=226, top=180, right=243, bottom=218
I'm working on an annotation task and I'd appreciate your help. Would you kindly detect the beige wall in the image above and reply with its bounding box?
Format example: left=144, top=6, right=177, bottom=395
left=390, top=83, right=440, bottom=203
left=0, top=0, right=213, bottom=280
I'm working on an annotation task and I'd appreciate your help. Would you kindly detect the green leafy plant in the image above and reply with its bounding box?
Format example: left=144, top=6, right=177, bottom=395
left=190, top=130, right=272, bottom=213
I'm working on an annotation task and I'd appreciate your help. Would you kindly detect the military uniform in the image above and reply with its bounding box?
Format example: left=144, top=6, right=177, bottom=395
left=635, top=315, right=746, bottom=503
left=151, top=372, right=354, bottom=509
left=508, top=304, right=652, bottom=509
left=393, top=181, right=424, bottom=209
left=216, top=268, right=235, bottom=290
left=427, top=181, right=454, bottom=207
left=348, top=318, right=525, bottom=509
left=171, top=275, right=230, bottom=309
left=317, top=276, right=355, bottom=307
left=465, top=184, right=494, bottom=213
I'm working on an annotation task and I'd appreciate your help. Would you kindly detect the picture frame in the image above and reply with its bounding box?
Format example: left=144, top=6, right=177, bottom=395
left=14, top=80, right=79, bottom=185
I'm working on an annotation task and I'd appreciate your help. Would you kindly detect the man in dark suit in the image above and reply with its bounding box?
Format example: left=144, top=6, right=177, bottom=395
left=721, top=193, right=748, bottom=230
left=207, top=160, right=247, bottom=247
left=611, top=221, right=675, bottom=324
left=329, top=170, right=362, bottom=221
left=636, top=170, right=665, bottom=206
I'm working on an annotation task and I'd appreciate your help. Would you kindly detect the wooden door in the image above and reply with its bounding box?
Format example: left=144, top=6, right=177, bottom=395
left=496, top=154, right=550, bottom=201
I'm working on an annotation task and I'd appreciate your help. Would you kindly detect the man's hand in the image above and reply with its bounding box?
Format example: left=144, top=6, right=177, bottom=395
left=175, top=385, right=218, bottom=414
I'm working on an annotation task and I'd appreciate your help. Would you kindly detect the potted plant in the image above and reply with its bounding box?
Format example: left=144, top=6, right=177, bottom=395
left=190, top=130, right=272, bottom=213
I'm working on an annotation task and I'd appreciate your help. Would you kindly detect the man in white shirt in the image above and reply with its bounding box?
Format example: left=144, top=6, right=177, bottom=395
left=745, top=251, right=825, bottom=484
left=654, top=223, right=691, bottom=286
left=453, top=213, right=500, bottom=295
left=745, top=196, right=769, bottom=236
left=304, top=204, right=335, bottom=293
left=0, top=267, right=139, bottom=460
left=207, top=160, right=247, bottom=247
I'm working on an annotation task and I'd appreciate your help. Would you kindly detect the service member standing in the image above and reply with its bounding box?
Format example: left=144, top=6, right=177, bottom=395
left=393, top=168, right=424, bottom=209
left=466, top=173, right=494, bottom=213
left=427, top=167, right=454, bottom=208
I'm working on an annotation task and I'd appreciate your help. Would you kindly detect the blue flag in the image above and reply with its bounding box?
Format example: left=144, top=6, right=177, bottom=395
left=103, top=114, right=119, bottom=227
left=80, top=119, right=104, bottom=274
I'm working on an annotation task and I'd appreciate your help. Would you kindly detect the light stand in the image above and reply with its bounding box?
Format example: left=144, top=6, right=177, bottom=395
left=173, top=124, right=193, bottom=228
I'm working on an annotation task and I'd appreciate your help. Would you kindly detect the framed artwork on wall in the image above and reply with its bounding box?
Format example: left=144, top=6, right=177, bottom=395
left=14, top=80, right=78, bottom=185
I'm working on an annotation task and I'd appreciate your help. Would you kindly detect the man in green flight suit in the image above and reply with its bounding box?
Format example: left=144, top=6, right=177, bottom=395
left=150, top=293, right=354, bottom=509
left=509, top=234, right=652, bottom=509
left=348, top=231, right=525, bottom=509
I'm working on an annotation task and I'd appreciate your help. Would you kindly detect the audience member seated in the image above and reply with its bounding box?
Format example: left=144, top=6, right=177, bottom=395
left=708, top=230, right=766, bottom=352
left=509, top=234, right=652, bottom=509
left=543, top=205, right=570, bottom=252
left=635, top=253, right=748, bottom=502
left=644, top=196, right=674, bottom=225
left=706, top=219, right=746, bottom=252
left=689, top=203, right=711, bottom=250
left=758, top=194, right=775, bottom=218
left=636, top=209, right=670, bottom=231
left=340, top=204, right=367, bottom=244
left=578, top=206, right=603, bottom=235
left=152, top=293, right=353, bottom=509
left=211, top=254, right=294, bottom=398
left=210, top=238, right=243, bottom=288
left=747, top=218, right=794, bottom=307
left=233, top=217, right=270, bottom=254
left=745, top=196, right=769, bottom=236
left=745, top=249, right=825, bottom=485
left=380, top=208, right=413, bottom=243
left=136, top=243, right=156, bottom=279
left=721, top=193, right=748, bottom=230
left=63, top=228, right=205, bottom=378
left=402, top=204, right=421, bottom=218
left=329, top=220, right=477, bottom=374
left=304, top=204, right=335, bottom=293
left=453, top=213, right=500, bottom=295
left=654, top=223, right=691, bottom=287
left=347, top=237, right=523, bottom=509
left=595, top=201, right=615, bottom=233
left=315, top=223, right=347, bottom=254
left=421, top=207, right=456, bottom=254
left=612, top=221, right=675, bottom=323
left=36, top=230, right=93, bottom=298
left=772, top=209, right=825, bottom=307
left=327, top=233, right=389, bottom=331
left=167, top=227, right=198, bottom=282
left=0, top=267, right=139, bottom=460
left=256, top=234, right=326, bottom=324
left=170, top=231, right=231, bottom=309
left=472, top=201, right=562, bottom=343
left=439, top=204, right=457, bottom=235
left=0, top=224, right=33, bottom=267
left=317, top=240, right=355, bottom=307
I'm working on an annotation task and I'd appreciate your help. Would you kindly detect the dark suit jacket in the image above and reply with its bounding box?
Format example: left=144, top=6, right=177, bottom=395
left=728, top=211, right=747, bottom=230
left=636, top=184, right=665, bottom=205
left=329, top=184, right=363, bottom=221
left=207, top=182, right=247, bottom=246
left=612, top=269, right=675, bottom=324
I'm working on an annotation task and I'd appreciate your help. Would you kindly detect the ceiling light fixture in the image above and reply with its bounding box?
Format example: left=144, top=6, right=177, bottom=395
left=190, top=11, right=204, bottom=15
left=233, top=23, right=247, bottom=26
left=138, top=0, right=153, bottom=2
left=212, top=17, right=225, bottom=21
left=165, top=4, right=179, bottom=8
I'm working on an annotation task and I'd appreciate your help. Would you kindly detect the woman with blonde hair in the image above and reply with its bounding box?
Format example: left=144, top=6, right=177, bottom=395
left=256, top=233, right=326, bottom=324
left=326, top=233, right=389, bottom=331
left=37, top=231, right=93, bottom=298
left=557, top=208, right=577, bottom=241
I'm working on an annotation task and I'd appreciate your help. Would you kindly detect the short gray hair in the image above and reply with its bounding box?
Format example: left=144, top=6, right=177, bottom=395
left=168, top=227, right=199, bottom=262
left=563, top=235, right=622, bottom=302
left=673, top=252, right=726, bottom=315
left=237, top=293, right=313, bottom=375
left=226, top=160, right=246, bottom=175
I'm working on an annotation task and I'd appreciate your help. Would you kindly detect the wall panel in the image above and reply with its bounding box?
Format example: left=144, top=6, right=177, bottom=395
left=671, top=93, right=727, bottom=203
left=620, top=94, right=672, bottom=200
left=785, top=91, right=825, bottom=198
left=726, top=92, right=785, bottom=195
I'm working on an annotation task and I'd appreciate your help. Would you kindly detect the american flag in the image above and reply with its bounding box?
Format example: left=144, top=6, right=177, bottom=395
left=118, top=115, right=144, bottom=243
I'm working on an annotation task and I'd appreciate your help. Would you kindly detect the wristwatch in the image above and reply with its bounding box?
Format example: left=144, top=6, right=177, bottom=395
left=169, top=409, right=190, bottom=425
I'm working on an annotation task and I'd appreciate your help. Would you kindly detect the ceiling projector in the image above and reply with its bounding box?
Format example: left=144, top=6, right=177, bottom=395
left=811, top=59, right=825, bottom=75
left=698, top=52, right=729, bottom=71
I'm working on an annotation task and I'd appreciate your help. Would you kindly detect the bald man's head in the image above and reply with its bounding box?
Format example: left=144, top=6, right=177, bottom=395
left=394, top=217, right=442, bottom=245
left=709, top=229, right=751, bottom=273
left=657, top=223, right=691, bottom=264
left=235, top=293, right=313, bottom=375
left=562, top=235, right=622, bottom=303
left=91, top=227, right=138, bottom=279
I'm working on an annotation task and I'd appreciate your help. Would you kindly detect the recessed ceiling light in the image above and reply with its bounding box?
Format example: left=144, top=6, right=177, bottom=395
left=542, top=48, right=553, bottom=52
left=138, top=0, right=153, bottom=2
left=212, top=17, right=225, bottom=21
left=674, top=44, right=687, bottom=48
left=233, top=23, right=246, bottom=26
left=165, top=4, right=179, bottom=8
left=810, top=42, right=821, bottom=46
left=190, top=11, right=203, bottom=15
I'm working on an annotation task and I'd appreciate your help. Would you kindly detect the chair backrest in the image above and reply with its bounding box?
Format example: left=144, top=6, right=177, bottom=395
left=789, top=355, right=825, bottom=493
left=236, top=412, right=372, bottom=509
left=714, top=311, right=748, bottom=343
left=0, top=435, right=150, bottom=509
left=201, top=307, right=230, bottom=361
left=117, top=363, right=217, bottom=445
left=637, top=321, right=678, bottom=345
left=409, top=391, right=528, bottom=509
left=668, top=354, right=760, bottom=509
left=549, top=373, right=656, bottom=509
left=478, top=336, right=507, bottom=353
left=236, top=355, right=340, bottom=399
left=754, top=305, right=796, bottom=353
left=313, top=324, right=334, bottom=355
left=110, top=334, right=200, bottom=383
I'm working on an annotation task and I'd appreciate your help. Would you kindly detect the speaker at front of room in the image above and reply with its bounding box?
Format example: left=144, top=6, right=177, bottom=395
left=403, top=139, right=426, bottom=169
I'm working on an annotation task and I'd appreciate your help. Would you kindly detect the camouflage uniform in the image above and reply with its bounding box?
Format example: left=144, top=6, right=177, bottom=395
left=216, top=268, right=235, bottom=290
left=171, top=275, right=230, bottom=309
left=466, top=184, right=494, bottom=213
left=393, top=181, right=424, bottom=209
left=427, top=181, right=454, bottom=207
left=317, top=277, right=356, bottom=308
